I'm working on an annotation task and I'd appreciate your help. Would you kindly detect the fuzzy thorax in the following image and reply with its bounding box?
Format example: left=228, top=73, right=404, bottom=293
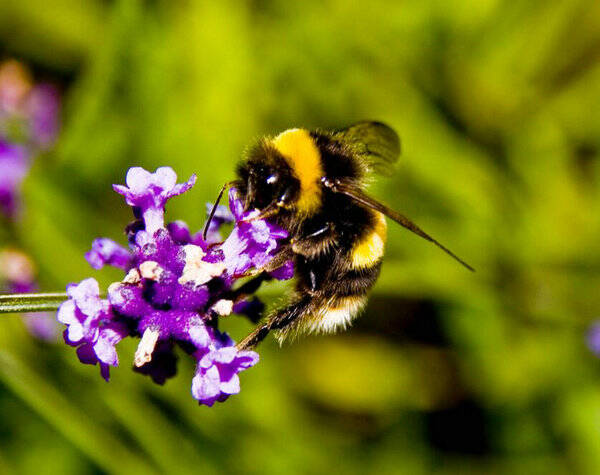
left=271, top=128, right=323, bottom=215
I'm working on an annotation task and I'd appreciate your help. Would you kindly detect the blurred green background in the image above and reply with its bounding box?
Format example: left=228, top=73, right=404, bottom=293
left=1, top=0, right=600, bottom=473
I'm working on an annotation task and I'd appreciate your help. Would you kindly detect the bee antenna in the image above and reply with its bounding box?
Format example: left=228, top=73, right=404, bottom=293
left=203, top=181, right=235, bottom=240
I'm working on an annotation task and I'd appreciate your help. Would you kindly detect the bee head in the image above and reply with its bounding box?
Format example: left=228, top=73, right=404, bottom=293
left=237, top=140, right=300, bottom=212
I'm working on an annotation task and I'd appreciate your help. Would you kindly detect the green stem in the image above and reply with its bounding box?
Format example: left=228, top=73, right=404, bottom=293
left=0, top=293, right=68, bottom=314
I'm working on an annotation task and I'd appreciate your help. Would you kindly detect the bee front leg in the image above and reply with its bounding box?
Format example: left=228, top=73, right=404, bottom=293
left=236, top=296, right=313, bottom=350
left=236, top=244, right=294, bottom=278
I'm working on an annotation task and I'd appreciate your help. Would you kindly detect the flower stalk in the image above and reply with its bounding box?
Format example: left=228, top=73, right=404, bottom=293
left=0, top=292, right=68, bottom=314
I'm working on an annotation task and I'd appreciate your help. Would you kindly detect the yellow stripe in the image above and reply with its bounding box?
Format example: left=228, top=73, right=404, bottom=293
left=272, top=128, right=323, bottom=215
left=351, top=212, right=387, bottom=269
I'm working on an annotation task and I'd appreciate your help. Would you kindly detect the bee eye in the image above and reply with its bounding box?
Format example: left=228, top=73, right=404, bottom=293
left=266, top=174, right=278, bottom=185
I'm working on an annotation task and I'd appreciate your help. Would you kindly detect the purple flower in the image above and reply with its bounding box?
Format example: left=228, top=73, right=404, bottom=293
left=56, top=166, right=292, bottom=405
left=57, top=278, right=128, bottom=381
left=221, top=188, right=290, bottom=277
left=0, top=140, right=29, bottom=217
left=85, top=238, right=133, bottom=270
left=113, top=167, right=196, bottom=234
left=191, top=328, right=259, bottom=406
left=102, top=169, right=243, bottom=388
left=167, top=220, right=193, bottom=244
left=26, top=84, right=60, bottom=148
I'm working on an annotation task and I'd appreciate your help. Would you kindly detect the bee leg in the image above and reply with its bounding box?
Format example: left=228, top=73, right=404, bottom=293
left=263, top=244, right=294, bottom=272
left=236, top=296, right=313, bottom=350
left=236, top=268, right=263, bottom=278
left=227, top=245, right=295, bottom=324
left=236, top=244, right=294, bottom=278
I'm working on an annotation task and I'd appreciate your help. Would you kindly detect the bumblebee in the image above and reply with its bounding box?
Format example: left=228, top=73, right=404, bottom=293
left=205, top=121, right=473, bottom=350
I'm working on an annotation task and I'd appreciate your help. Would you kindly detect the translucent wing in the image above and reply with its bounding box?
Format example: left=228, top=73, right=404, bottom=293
left=322, top=179, right=474, bottom=271
left=333, top=121, right=401, bottom=175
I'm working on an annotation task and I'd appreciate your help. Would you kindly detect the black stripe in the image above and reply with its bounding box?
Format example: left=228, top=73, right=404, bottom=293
left=310, top=131, right=364, bottom=180
left=332, top=262, right=382, bottom=297
left=295, top=255, right=382, bottom=298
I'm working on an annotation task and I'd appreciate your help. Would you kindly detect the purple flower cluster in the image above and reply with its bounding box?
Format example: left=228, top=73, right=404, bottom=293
left=58, top=167, right=292, bottom=406
left=0, top=60, right=59, bottom=218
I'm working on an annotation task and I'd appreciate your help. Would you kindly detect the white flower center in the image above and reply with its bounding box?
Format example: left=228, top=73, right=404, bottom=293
left=178, top=245, right=225, bottom=286
left=123, top=268, right=141, bottom=284
left=211, top=299, right=234, bottom=316
left=139, top=261, right=163, bottom=281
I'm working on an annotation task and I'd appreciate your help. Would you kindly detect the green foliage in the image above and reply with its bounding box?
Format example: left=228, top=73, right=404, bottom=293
left=1, top=0, right=600, bottom=473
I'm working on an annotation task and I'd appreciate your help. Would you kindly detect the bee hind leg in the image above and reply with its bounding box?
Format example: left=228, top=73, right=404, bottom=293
left=236, top=295, right=313, bottom=350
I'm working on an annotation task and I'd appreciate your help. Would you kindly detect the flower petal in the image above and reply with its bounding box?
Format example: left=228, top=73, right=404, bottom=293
left=191, top=365, right=221, bottom=402
left=85, top=238, right=132, bottom=270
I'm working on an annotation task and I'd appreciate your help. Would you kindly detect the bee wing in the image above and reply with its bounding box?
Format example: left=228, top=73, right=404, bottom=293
left=330, top=182, right=474, bottom=272
left=333, top=121, right=401, bottom=176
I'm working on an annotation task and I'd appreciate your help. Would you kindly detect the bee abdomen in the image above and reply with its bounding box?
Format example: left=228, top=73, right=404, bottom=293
left=286, top=209, right=387, bottom=338
left=290, top=262, right=381, bottom=337
left=334, top=263, right=382, bottom=297
left=349, top=211, right=387, bottom=270
left=306, top=213, right=386, bottom=333
left=301, top=295, right=368, bottom=335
